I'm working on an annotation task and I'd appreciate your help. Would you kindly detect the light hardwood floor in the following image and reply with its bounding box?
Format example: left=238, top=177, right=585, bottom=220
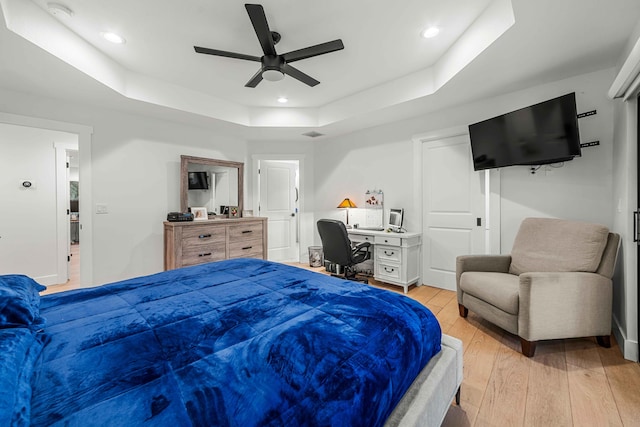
left=43, top=260, right=640, bottom=426
left=41, top=244, right=80, bottom=295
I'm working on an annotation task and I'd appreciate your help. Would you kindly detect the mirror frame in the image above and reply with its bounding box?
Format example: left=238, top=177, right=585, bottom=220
left=180, top=155, right=244, bottom=215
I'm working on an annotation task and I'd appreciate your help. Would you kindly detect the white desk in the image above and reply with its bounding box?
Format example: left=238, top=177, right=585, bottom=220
left=347, top=228, right=421, bottom=293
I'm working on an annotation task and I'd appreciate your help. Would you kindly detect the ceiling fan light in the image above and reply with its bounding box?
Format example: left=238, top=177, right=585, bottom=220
left=262, top=69, right=285, bottom=82
left=277, top=96, right=288, bottom=103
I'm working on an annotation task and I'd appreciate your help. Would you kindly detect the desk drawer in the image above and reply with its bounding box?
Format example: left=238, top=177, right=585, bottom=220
left=377, top=262, right=401, bottom=281
left=181, top=225, right=226, bottom=248
left=350, top=234, right=374, bottom=244
left=375, top=235, right=401, bottom=246
left=182, top=244, right=226, bottom=266
left=229, top=238, right=264, bottom=259
left=377, top=245, right=402, bottom=263
left=229, top=223, right=263, bottom=241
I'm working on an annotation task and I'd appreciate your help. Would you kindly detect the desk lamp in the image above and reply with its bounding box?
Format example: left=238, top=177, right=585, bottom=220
left=337, top=198, right=357, bottom=228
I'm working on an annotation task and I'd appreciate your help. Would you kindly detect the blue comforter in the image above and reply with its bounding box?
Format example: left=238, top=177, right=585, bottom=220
left=31, top=259, right=441, bottom=426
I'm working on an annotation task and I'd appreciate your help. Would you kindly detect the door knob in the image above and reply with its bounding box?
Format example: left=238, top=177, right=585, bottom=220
left=291, top=213, right=295, bottom=217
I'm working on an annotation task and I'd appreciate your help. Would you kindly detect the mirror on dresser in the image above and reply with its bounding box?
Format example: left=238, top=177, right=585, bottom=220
left=180, top=155, right=244, bottom=216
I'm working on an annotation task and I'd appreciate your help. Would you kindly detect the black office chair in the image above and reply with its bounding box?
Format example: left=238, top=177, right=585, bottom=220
left=317, top=219, right=371, bottom=283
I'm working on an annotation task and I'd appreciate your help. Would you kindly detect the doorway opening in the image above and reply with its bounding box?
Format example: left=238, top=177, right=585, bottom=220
left=0, top=112, right=93, bottom=289
left=67, top=150, right=80, bottom=288
left=257, top=159, right=300, bottom=262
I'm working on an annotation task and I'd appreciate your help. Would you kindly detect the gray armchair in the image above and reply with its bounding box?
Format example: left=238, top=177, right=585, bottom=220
left=456, top=218, right=620, bottom=357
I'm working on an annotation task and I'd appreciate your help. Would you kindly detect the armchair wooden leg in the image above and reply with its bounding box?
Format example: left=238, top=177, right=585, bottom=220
left=596, top=335, right=611, bottom=348
left=458, top=304, right=468, bottom=318
left=520, top=338, right=536, bottom=357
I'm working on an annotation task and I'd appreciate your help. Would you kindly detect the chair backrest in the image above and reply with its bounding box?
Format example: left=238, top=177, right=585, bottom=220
left=509, top=217, right=611, bottom=275
left=317, top=219, right=355, bottom=266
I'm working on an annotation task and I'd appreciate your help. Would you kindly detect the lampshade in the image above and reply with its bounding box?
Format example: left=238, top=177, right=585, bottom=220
left=337, top=198, right=357, bottom=209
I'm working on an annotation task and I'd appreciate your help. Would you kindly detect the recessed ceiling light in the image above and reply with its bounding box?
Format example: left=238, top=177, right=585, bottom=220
left=101, top=32, right=126, bottom=44
left=421, top=27, right=440, bottom=39
left=277, top=96, right=288, bottom=103
left=47, top=2, right=74, bottom=18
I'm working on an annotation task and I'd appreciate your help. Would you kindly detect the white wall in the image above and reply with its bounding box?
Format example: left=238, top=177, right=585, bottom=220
left=0, top=123, right=76, bottom=284
left=0, top=88, right=247, bottom=286
left=313, top=68, right=616, bottom=250
left=497, top=71, right=615, bottom=251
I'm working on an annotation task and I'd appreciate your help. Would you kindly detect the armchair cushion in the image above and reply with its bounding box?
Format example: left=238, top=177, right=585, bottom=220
left=509, top=218, right=609, bottom=275
left=459, top=272, right=519, bottom=315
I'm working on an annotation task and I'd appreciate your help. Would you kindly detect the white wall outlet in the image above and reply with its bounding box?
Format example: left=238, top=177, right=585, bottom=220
left=95, top=203, right=109, bottom=214
left=19, top=180, right=36, bottom=189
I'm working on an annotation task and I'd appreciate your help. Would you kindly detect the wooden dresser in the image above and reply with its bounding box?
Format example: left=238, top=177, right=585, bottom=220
left=164, top=217, right=268, bottom=270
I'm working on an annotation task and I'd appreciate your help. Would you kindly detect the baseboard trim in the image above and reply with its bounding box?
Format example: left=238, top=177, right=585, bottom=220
left=420, top=282, right=456, bottom=292
left=34, top=274, right=62, bottom=287
left=612, top=314, right=639, bottom=362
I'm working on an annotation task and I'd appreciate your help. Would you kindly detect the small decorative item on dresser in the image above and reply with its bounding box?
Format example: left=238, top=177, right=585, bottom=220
left=229, top=206, right=239, bottom=218
left=242, top=210, right=254, bottom=217
left=191, top=207, right=208, bottom=221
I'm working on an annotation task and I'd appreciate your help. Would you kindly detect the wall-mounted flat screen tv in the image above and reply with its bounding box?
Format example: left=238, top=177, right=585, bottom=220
left=188, top=171, right=209, bottom=190
left=468, top=93, right=581, bottom=171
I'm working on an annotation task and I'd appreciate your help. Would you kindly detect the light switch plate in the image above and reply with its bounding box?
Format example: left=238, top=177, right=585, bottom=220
left=96, top=204, right=108, bottom=214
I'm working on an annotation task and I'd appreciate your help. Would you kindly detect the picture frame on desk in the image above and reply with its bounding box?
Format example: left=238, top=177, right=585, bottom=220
left=191, top=207, right=208, bottom=221
left=229, top=206, right=239, bottom=218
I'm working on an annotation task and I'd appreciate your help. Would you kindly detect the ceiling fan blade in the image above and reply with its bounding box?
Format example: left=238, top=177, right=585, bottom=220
left=245, top=68, right=264, bottom=88
left=281, top=64, right=320, bottom=87
left=282, top=39, right=344, bottom=63
left=245, top=4, right=277, bottom=56
left=194, top=46, right=261, bottom=62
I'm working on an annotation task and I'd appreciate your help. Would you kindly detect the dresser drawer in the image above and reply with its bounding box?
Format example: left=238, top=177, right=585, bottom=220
left=181, top=244, right=226, bottom=267
left=229, top=222, right=263, bottom=241
left=375, top=235, right=401, bottom=246
left=229, top=238, right=264, bottom=259
left=377, top=245, right=402, bottom=263
left=376, top=262, right=401, bottom=281
left=181, top=225, right=226, bottom=248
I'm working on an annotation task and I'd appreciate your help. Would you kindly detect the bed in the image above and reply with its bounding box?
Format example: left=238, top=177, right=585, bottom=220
left=0, top=258, right=462, bottom=426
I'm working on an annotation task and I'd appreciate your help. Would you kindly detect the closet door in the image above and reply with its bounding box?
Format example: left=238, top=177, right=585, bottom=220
left=421, top=134, right=486, bottom=290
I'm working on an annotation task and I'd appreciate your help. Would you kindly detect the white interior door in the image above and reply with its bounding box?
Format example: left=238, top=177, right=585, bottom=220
left=259, top=160, right=298, bottom=262
left=422, top=134, right=485, bottom=290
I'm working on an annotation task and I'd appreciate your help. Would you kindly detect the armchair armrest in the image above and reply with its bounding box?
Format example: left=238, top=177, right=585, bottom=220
left=456, top=255, right=511, bottom=304
left=518, top=272, right=612, bottom=342
left=456, top=254, right=511, bottom=283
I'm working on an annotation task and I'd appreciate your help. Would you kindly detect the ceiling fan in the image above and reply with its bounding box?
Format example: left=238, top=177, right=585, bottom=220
left=194, top=4, right=344, bottom=88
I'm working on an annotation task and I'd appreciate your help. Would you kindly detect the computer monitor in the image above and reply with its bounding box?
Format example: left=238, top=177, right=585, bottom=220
left=389, top=208, right=404, bottom=232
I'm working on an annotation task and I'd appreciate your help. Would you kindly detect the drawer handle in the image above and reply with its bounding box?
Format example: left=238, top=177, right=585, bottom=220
left=198, top=234, right=212, bottom=239
left=384, top=239, right=389, bottom=243
left=242, top=246, right=253, bottom=250
left=384, top=267, right=395, bottom=273
left=242, top=230, right=253, bottom=234
left=198, top=253, right=212, bottom=257
left=384, top=250, right=395, bottom=256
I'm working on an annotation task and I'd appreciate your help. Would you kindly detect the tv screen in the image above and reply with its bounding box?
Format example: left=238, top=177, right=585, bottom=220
left=188, top=172, right=209, bottom=190
left=468, top=93, right=581, bottom=171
